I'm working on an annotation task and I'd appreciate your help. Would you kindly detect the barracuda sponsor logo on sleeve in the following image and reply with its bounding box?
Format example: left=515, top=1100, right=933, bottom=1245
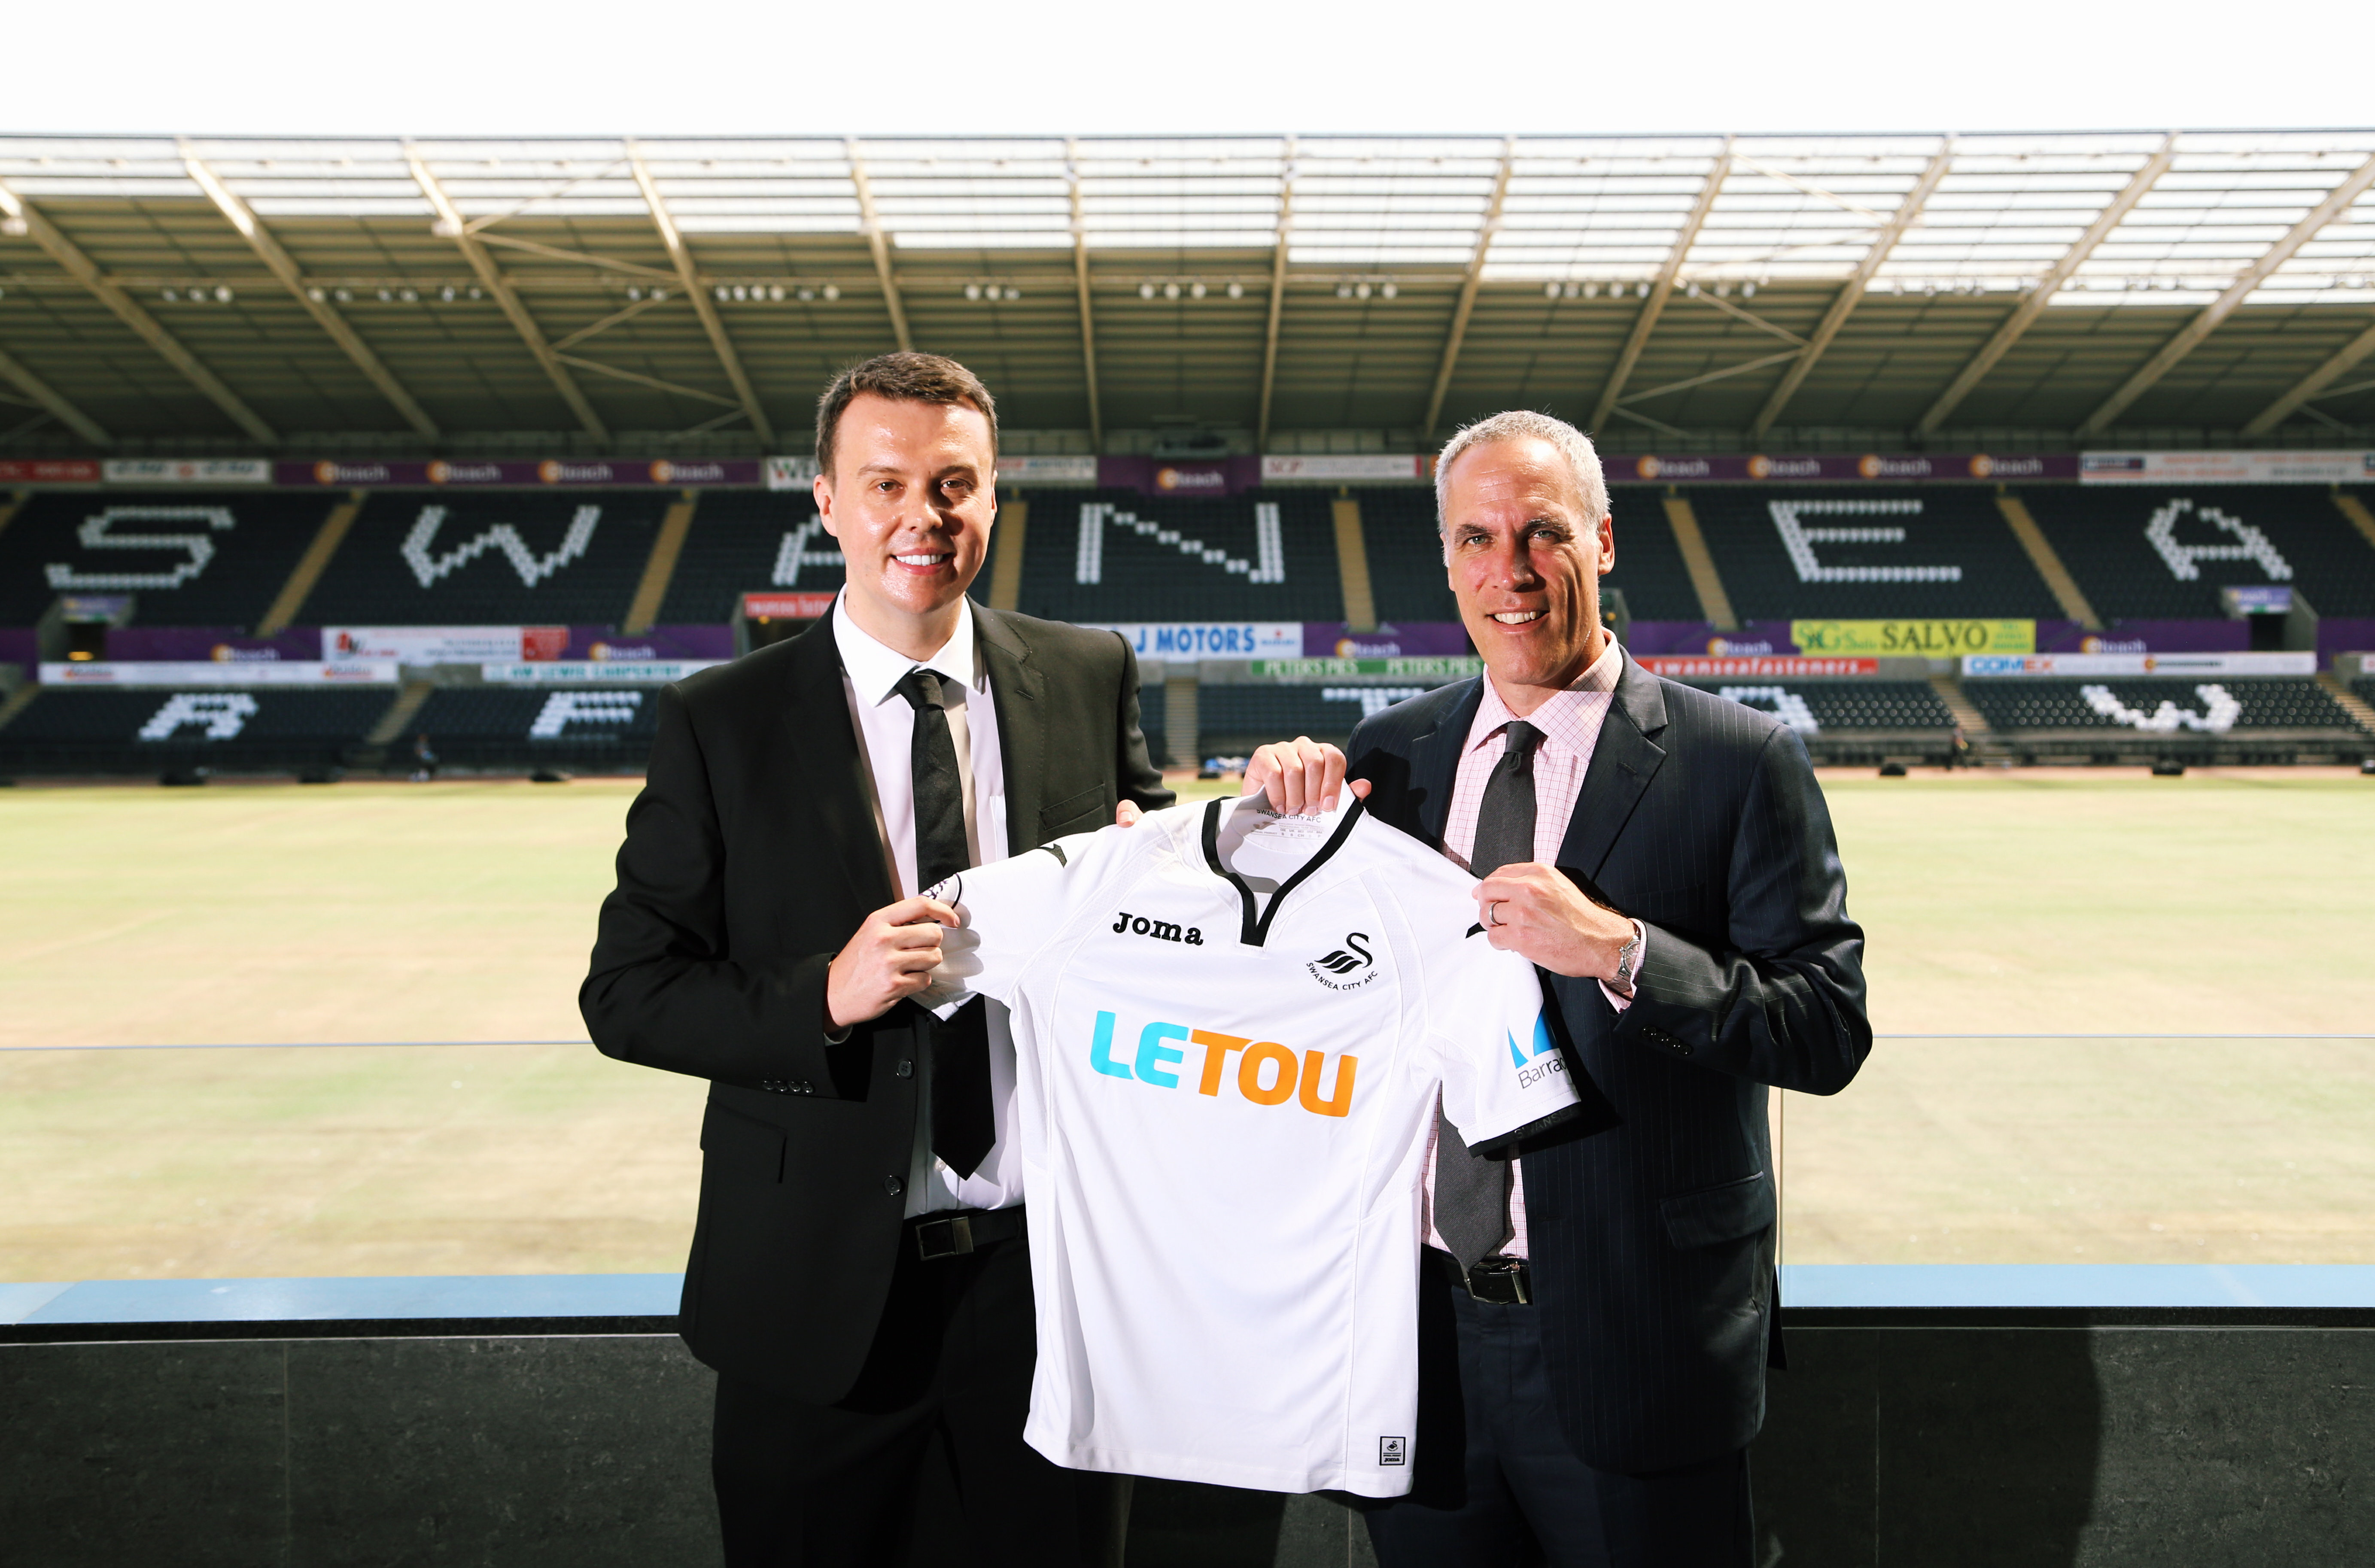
left=1508, top=1014, right=1565, bottom=1090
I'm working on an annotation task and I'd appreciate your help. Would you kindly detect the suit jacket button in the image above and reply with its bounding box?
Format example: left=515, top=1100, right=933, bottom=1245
left=884, top=1175, right=904, bottom=1197
left=896, top=1060, right=914, bottom=1079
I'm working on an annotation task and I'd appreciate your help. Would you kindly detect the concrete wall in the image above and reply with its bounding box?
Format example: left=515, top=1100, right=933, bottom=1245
left=5, top=1307, right=2370, bottom=1566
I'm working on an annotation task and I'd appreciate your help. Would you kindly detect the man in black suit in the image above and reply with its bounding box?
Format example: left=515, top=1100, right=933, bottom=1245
left=1254, top=410, right=1867, bottom=1565
left=581, top=352, right=1169, bottom=1565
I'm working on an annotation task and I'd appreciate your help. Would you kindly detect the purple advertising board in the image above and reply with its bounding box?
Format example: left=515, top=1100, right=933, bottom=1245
left=1300, top=622, right=1474, bottom=658
left=560, top=624, right=738, bottom=662
left=105, top=627, right=324, bottom=662
left=1095, top=456, right=1265, bottom=496
left=275, top=459, right=764, bottom=488
left=1605, top=453, right=2078, bottom=485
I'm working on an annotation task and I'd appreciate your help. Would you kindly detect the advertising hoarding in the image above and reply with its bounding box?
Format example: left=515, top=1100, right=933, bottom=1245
left=323, top=626, right=568, bottom=663
left=40, top=660, right=399, bottom=686
left=1791, top=620, right=2035, bottom=656
left=1960, top=652, right=2318, bottom=678
left=1087, top=623, right=1303, bottom=660
left=2079, top=451, right=2375, bottom=486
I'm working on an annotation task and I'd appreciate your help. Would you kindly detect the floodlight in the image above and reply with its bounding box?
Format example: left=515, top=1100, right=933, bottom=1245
left=769, top=285, right=785, bottom=302
left=651, top=287, right=667, bottom=302
left=1741, top=282, right=1755, bottom=298
left=965, top=283, right=982, bottom=300
left=161, top=288, right=179, bottom=302
left=1355, top=282, right=1371, bottom=300
left=1379, top=282, right=1396, bottom=300
left=1005, top=286, right=1021, bottom=301
left=1226, top=282, right=1243, bottom=299
left=798, top=287, right=815, bottom=302
left=1190, top=281, right=1206, bottom=299
left=715, top=286, right=730, bottom=301
left=1584, top=282, right=1598, bottom=299
left=821, top=284, right=839, bottom=301
left=1164, top=282, right=1180, bottom=299
left=1685, top=282, right=1700, bottom=298
left=379, top=289, right=394, bottom=302
left=1637, top=282, right=1650, bottom=298
left=1336, top=283, right=1352, bottom=299
left=627, top=286, right=644, bottom=301
left=1544, top=282, right=1559, bottom=299
left=1140, top=283, right=1156, bottom=299
left=306, top=287, right=325, bottom=303
left=398, top=289, right=417, bottom=303
left=335, top=289, right=353, bottom=304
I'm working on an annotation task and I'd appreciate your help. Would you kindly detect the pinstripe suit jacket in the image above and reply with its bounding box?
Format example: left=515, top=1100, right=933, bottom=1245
left=1346, top=651, right=1869, bottom=1473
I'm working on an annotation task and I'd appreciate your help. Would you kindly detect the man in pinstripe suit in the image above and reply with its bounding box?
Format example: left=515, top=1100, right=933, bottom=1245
left=1253, top=410, right=1868, bottom=1565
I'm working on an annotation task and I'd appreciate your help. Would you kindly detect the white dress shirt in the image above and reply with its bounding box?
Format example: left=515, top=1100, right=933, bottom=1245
left=1423, top=636, right=1639, bottom=1258
left=833, top=591, right=1025, bottom=1216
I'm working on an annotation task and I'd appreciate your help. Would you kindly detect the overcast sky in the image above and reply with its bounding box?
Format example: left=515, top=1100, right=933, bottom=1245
left=9, top=0, right=2369, bottom=138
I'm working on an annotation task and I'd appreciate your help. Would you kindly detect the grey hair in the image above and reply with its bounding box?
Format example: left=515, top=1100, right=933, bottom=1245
left=1432, top=410, right=1610, bottom=534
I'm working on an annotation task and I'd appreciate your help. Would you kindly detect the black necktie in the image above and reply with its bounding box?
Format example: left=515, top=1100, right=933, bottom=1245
left=897, top=668, right=994, bottom=1178
left=1435, top=720, right=1542, bottom=1267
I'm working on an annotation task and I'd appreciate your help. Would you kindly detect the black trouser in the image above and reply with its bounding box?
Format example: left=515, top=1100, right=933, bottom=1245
left=711, top=1213, right=1128, bottom=1568
left=1360, top=1249, right=1752, bottom=1568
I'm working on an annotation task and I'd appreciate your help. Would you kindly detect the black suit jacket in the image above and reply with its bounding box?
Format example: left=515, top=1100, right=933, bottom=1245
left=1346, top=653, right=1868, bottom=1473
left=580, top=606, right=1173, bottom=1400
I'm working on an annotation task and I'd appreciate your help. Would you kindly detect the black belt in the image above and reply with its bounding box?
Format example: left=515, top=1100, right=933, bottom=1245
left=1430, top=1246, right=1533, bottom=1306
left=910, top=1206, right=1026, bottom=1262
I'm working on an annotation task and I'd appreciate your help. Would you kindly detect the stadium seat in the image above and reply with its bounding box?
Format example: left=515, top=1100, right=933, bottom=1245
left=656, top=492, right=844, bottom=626
left=1197, top=684, right=1429, bottom=751
left=407, top=687, right=663, bottom=772
left=0, top=492, right=344, bottom=629
left=1356, top=486, right=1706, bottom=623
left=300, top=492, right=668, bottom=628
left=2022, top=486, right=2375, bottom=621
left=1679, top=680, right=1958, bottom=732
left=0, top=687, right=393, bottom=774
left=1011, top=488, right=1342, bottom=624
left=1681, top=486, right=2061, bottom=621
left=1964, top=678, right=2357, bottom=735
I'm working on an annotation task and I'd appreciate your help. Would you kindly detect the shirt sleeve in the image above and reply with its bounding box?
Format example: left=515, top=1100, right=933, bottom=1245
left=916, top=832, right=1099, bottom=1015
left=1429, top=935, right=1583, bottom=1158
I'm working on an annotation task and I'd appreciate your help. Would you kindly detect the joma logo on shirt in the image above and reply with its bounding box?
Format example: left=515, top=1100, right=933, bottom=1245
left=1113, top=911, right=1203, bottom=945
left=1089, top=1011, right=1357, bottom=1117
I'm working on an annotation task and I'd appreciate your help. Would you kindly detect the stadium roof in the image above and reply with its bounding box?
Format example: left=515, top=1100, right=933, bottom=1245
left=2, top=131, right=2373, bottom=456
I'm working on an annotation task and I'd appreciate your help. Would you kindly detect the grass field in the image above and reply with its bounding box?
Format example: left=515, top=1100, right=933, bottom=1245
left=3, top=769, right=2370, bottom=1281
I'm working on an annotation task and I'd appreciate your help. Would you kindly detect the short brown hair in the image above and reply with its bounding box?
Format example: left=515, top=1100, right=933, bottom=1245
left=814, top=351, right=999, bottom=480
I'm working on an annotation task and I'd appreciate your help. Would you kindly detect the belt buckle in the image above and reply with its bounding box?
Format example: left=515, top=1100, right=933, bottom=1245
left=1464, top=1257, right=1531, bottom=1306
left=915, top=1215, right=975, bottom=1261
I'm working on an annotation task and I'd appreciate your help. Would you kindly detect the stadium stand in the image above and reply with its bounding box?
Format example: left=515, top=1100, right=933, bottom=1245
left=0, top=687, right=391, bottom=775
left=1198, top=684, right=1432, bottom=751
left=655, top=492, right=842, bottom=626
left=2020, top=486, right=2375, bottom=621
left=1666, top=679, right=1959, bottom=765
left=1683, top=486, right=2061, bottom=621
left=299, top=492, right=668, bottom=627
left=1355, top=485, right=1706, bottom=623
left=1010, top=489, right=1341, bottom=624
left=0, top=492, right=338, bottom=629
left=1962, top=676, right=2365, bottom=761
left=407, top=687, right=663, bottom=773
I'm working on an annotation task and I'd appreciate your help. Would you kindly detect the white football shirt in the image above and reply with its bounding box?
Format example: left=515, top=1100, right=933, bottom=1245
left=920, top=793, right=1581, bottom=1496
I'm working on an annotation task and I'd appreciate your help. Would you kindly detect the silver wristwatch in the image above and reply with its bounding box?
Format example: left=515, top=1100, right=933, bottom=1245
left=1612, top=920, right=1645, bottom=993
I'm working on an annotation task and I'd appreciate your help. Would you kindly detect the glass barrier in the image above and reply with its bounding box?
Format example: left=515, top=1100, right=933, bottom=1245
left=1778, top=1036, right=2375, bottom=1266
left=0, top=1042, right=703, bottom=1282
left=7, top=1033, right=2369, bottom=1282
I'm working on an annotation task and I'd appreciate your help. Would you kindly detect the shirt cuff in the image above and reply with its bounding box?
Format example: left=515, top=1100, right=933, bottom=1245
left=1598, top=920, right=1646, bottom=1012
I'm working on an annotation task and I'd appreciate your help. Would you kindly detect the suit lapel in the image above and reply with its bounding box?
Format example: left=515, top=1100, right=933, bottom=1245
left=1405, top=679, right=1484, bottom=851
left=782, top=608, right=897, bottom=909
left=974, top=605, right=1047, bottom=853
left=1554, top=655, right=1669, bottom=880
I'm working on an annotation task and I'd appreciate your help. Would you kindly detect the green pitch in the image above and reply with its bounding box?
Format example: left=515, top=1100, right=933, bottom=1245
left=2, top=769, right=2369, bottom=1280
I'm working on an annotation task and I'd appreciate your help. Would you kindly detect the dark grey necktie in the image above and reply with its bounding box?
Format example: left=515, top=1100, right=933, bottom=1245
left=1435, top=720, right=1542, bottom=1267
left=897, top=668, right=994, bottom=1178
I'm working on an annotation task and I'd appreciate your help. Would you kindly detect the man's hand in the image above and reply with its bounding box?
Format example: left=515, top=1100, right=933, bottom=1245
left=1243, top=735, right=1374, bottom=814
left=825, top=895, right=958, bottom=1030
left=1473, top=863, right=1636, bottom=985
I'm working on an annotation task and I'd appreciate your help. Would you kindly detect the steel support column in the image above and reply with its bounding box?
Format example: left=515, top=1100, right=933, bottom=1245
left=1066, top=141, right=1103, bottom=453
left=1421, top=140, right=1516, bottom=440
left=0, top=176, right=274, bottom=443
left=1257, top=142, right=1296, bottom=446
left=847, top=143, right=914, bottom=354
left=1751, top=145, right=1955, bottom=439
left=627, top=149, right=772, bottom=444
left=2082, top=152, right=2375, bottom=436
left=1591, top=140, right=1730, bottom=433
left=2244, top=320, right=2375, bottom=435
left=0, top=342, right=109, bottom=444
left=1918, top=138, right=2175, bottom=434
left=406, top=149, right=609, bottom=443
left=183, top=149, right=438, bottom=439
